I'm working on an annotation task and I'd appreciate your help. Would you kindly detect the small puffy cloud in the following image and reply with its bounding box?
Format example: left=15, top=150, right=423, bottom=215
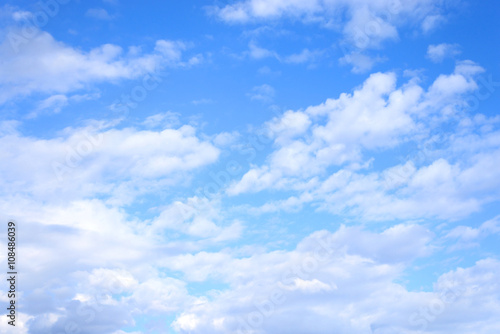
left=28, top=94, right=69, bottom=118
left=173, top=313, right=201, bottom=332
left=266, top=109, right=311, bottom=145
left=230, top=71, right=420, bottom=195
left=164, top=227, right=500, bottom=334
left=421, top=14, right=446, bottom=33
left=427, top=43, right=461, bottom=63
left=445, top=215, right=500, bottom=250
left=342, top=5, right=398, bottom=49
left=424, top=60, right=484, bottom=109
left=128, top=277, right=190, bottom=313
left=151, top=197, right=243, bottom=242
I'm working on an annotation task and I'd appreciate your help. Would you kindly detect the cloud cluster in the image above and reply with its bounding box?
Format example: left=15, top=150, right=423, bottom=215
left=228, top=61, right=500, bottom=220
left=212, top=0, right=452, bottom=71
left=5, top=206, right=499, bottom=334
left=427, top=43, right=461, bottom=63
left=166, top=225, right=500, bottom=334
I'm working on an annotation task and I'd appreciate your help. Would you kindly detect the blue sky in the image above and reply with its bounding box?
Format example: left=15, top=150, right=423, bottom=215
left=0, top=0, right=500, bottom=333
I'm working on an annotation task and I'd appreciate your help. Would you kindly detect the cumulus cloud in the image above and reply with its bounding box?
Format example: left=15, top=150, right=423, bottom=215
left=0, top=121, right=220, bottom=204
left=151, top=196, right=244, bottom=242
left=227, top=61, right=500, bottom=221
left=444, top=215, right=500, bottom=250
left=339, top=52, right=385, bottom=73
left=229, top=70, right=422, bottom=195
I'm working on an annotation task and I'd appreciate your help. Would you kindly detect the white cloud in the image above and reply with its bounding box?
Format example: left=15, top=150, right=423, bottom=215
left=227, top=62, right=500, bottom=221
left=151, top=196, right=244, bottom=242
left=162, top=226, right=500, bottom=334
left=0, top=121, right=220, bottom=204
left=213, top=0, right=320, bottom=22
left=0, top=30, right=188, bottom=104
left=422, top=60, right=484, bottom=112
left=142, top=111, right=181, bottom=129
left=229, top=71, right=421, bottom=195
left=427, top=43, right=461, bottom=63
left=342, top=4, right=398, bottom=49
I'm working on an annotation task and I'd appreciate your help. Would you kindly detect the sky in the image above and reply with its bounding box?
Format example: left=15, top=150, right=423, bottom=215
left=0, top=0, right=500, bottom=333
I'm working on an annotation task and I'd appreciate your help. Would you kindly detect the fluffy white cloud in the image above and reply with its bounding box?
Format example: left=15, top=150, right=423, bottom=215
left=0, top=121, right=220, bottom=204
left=339, top=51, right=385, bottom=73
left=229, top=70, right=422, bottom=195
left=227, top=61, right=500, bottom=221
left=244, top=143, right=500, bottom=221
